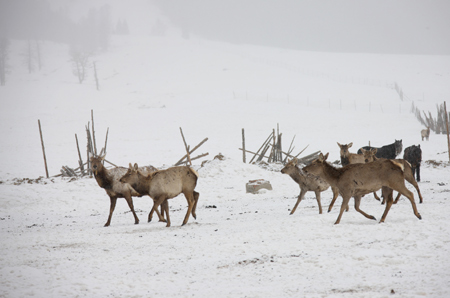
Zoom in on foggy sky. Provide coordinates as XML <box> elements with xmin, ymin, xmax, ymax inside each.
<box><xmin>153</xmin><ymin>0</ymin><xmax>450</xmax><ymax>55</ymax></box>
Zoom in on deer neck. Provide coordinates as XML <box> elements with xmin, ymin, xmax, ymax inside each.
<box><xmin>94</xmin><ymin>167</ymin><xmax>112</xmax><ymax>190</ymax></box>
<box><xmin>289</xmin><ymin>168</ymin><xmax>306</xmax><ymax>185</ymax></box>
<box><xmin>320</xmin><ymin>162</ymin><xmax>341</xmax><ymax>186</ymax></box>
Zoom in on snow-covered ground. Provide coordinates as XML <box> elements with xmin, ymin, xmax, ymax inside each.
<box><xmin>1</xmin><ymin>33</ymin><xmax>450</xmax><ymax>297</ymax></box>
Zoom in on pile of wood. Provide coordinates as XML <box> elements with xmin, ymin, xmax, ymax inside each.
<box><xmin>58</xmin><ymin>110</ymin><xmax>112</xmax><ymax>177</ymax></box>
<box><xmin>239</xmin><ymin>124</ymin><xmax>321</xmax><ymax>165</ymax></box>
<box><xmin>59</xmin><ymin>124</ymin><xmax>209</xmax><ymax>177</ymax></box>
<box><xmin>174</xmin><ymin>128</ymin><xmax>209</xmax><ymax>166</ymax></box>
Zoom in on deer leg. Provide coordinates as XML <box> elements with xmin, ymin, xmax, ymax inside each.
<box><xmin>290</xmin><ymin>188</ymin><xmax>307</xmax><ymax>215</ymax></box>
<box><xmin>182</xmin><ymin>192</ymin><xmax>195</xmax><ymax>226</ymax></box>
<box><xmin>104</xmin><ymin>196</ymin><xmax>117</xmax><ymax>227</ymax></box>
<box><xmin>404</xmin><ymin>167</ymin><xmax>423</xmax><ymax>204</ymax></box>
<box><xmin>334</xmin><ymin>196</ymin><xmax>351</xmax><ymax>225</ymax></box>
<box><xmin>328</xmin><ymin>187</ymin><xmax>347</xmax><ymax>212</ymax></box>
<box><xmin>373</xmin><ymin>191</ymin><xmax>381</xmax><ymax>201</ymax></box>
<box><xmin>152</xmin><ymin>196</ymin><xmax>170</xmax><ymax>227</ymax></box>
<box><xmin>354</xmin><ymin>195</ymin><xmax>376</xmax><ymax>221</ymax></box>
<box><xmin>314</xmin><ymin>190</ymin><xmax>323</xmax><ymax>214</ymax></box>
<box><xmin>393</xmin><ymin>192</ymin><xmax>402</xmax><ymax>204</ymax></box>
<box><xmin>162</xmin><ymin>198</ymin><xmax>170</xmax><ymax>227</ymax></box>
<box><xmin>148</xmin><ymin>197</ymin><xmax>166</xmax><ymax>223</ymax></box>
<box><xmin>124</xmin><ymin>195</ymin><xmax>139</xmax><ymax>225</ymax></box>
<box><xmin>393</xmin><ymin>185</ymin><xmax>422</xmax><ymax>220</ymax></box>
<box><xmin>191</xmin><ymin>191</ymin><xmax>200</xmax><ymax>219</ymax></box>
<box><xmin>379</xmin><ymin>187</ymin><xmax>394</xmax><ymax>223</ymax></box>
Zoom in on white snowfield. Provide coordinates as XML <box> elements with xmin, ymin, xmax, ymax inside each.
<box><xmin>1</xmin><ymin>33</ymin><xmax>450</xmax><ymax>297</ymax></box>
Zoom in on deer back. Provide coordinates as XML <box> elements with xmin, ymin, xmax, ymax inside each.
<box><xmin>146</xmin><ymin>166</ymin><xmax>198</xmax><ymax>199</ymax></box>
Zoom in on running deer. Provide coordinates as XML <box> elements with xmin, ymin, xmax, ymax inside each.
<box><xmin>303</xmin><ymin>153</ymin><xmax>422</xmax><ymax>224</ymax></box>
<box><xmin>281</xmin><ymin>158</ymin><xmax>340</xmax><ymax>215</ymax></box>
<box><xmin>120</xmin><ymin>164</ymin><xmax>200</xmax><ymax>227</ymax></box>
<box><xmin>327</xmin><ymin>146</ymin><xmax>378</xmax><ymax>210</ymax></box>
<box><xmin>362</xmin><ymin>148</ymin><xmax>424</xmax><ymax>204</ymax></box>
<box><xmin>90</xmin><ymin>151</ymin><xmax>162</xmax><ymax>227</ymax></box>
<box><xmin>421</xmin><ymin>127</ymin><xmax>430</xmax><ymax>141</ymax></box>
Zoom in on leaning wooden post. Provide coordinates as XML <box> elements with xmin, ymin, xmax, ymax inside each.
<box><xmin>75</xmin><ymin>134</ymin><xmax>85</xmax><ymax>175</ymax></box>
<box><xmin>249</xmin><ymin>132</ymin><xmax>273</xmax><ymax>164</ymax></box>
<box><xmin>91</xmin><ymin>110</ymin><xmax>97</xmax><ymax>156</ymax></box>
<box><xmin>242</xmin><ymin>128</ymin><xmax>246</xmax><ymax>163</ymax></box>
<box><xmin>179</xmin><ymin>127</ymin><xmax>192</xmax><ymax>165</ymax></box>
<box><xmin>444</xmin><ymin>101</ymin><xmax>450</xmax><ymax>162</ymax></box>
<box><xmin>38</xmin><ymin>120</ymin><xmax>49</xmax><ymax>178</ymax></box>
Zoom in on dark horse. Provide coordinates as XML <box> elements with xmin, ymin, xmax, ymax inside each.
<box><xmin>403</xmin><ymin>145</ymin><xmax>422</xmax><ymax>182</ymax></box>
<box><xmin>357</xmin><ymin>139</ymin><xmax>402</xmax><ymax>159</ymax></box>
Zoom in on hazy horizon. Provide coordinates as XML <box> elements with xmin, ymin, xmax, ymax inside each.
<box><xmin>0</xmin><ymin>0</ymin><xmax>449</xmax><ymax>55</ymax></box>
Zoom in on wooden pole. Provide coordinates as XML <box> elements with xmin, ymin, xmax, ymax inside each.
<box><xmin>249</xmin><ymin>132</ymin><xmax>273</xmax><ymax>163</ymax></box>
<box><xmin>444</xmin><ymin>101</ymin><xmax>450</xmax><ymax>162</ymax></box>
<box><xmin>38</xmin><ymin>120</ymin><xmax>49</xmax><ymax>178</ymax></box>
<box><xmin>175</xmin><ymin>137</ymin><xmax>208</xmax><ymax>166</ymax></box>
<box><xmin>179</xmin><ymin>127</ymin><xmax>192</xmax><ymax>165</ymax></box>
<box><xmin>242</xmin><ymin>128</ymin><xmax>246</xmax><ymax>163</ymax></box>
<box><xmin>91</xmin><ymin>110</ymin><xmax>97</xmax><ymax>155</ymax></box>
<box><xmin>93</xmin><ymin>61</ymin><xmax>99</xmax><ymax>91</ymax></box>
<box><xmin>75</xmin><ymin>133</ymin><xmax>85</xmax><ymax>174</ymax></box>
<box><xmin>239</xmin><ymin>148</ymin><xmax>270</xmax><ymax>160</ymax></box>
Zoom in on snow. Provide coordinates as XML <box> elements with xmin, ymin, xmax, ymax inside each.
<box><xmin>1</xmin><ymin>33</ymin><xmax>450</xmax><ymax>297</ymax></box>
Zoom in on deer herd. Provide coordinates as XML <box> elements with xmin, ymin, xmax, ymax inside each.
<box><xmin>90</xmin><ymin>135</ymin><xmax>426</xmax><ymax>228</ymax></box>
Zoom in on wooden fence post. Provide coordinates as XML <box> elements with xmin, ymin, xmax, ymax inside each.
<box><xmin>444</xmin><ymin>101</ymin><xmax>450</xmax><ymax>162</ymax></box>
<box><xmin>38</xmin><ymin>120</ymin><xmax>49</xmax><ymax>178</ymax></box>
<box><xmin>242</xmin><ymin>128</ymin><xmax>246</xmax><ymax>163</ymax></box>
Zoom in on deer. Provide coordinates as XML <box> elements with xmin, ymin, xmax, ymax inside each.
<box><xmin>337</xmin><ymin>142</ymin><xmax>365</xmax><ymax>166</ymax></box>
<box><xmin>421</xmin><ymin>127</ymin><xmax>430</xmax><ymax>141</ymax></box>
<box><xmin>327</xmin><ymin>146</ymin><xmax>379</xmax><ymax>209</ymax></box>
<box><xmin>281</xmin><ymin>158</ymin><xmax>341</xmax><ymax>215</ymax></box>
<box><xmin>120</xmin><ymin>163</ymin><xmax>200</xmax><ymax>227</ymax></box>
<box><xmin>361</xmin><ymin>148</ymin><xmax>424</xmax><ymax>205</ymax></box>
<box><xmin>303</xmin><ymin>153</ymin><xmax>422</xmax><ymax>224</ymax></box>
<box><xmin>89</xmin><ymin>150</ymin><xmax>164</xmax><ymax>227</ymax></box>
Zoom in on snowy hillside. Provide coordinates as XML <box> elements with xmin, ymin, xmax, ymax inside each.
<box><xmin>1</xmin><ymin>34</ymin><xmax>450</xmax><ymax>297</ymax></box>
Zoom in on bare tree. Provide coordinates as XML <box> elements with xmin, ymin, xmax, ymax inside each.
<box><xmin>69</xmin><ymin>45</ymin><xmax>91</xmax><ymax>84</ymax></box>
<box><xmin>0</xmin><ymin>37</ymin><xmax>9</xmax><ymax>86</ymax></box>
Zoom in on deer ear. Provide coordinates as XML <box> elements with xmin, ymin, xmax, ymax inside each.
<box><xmin>372</xmin><ymin>148</ymin><xmax>377</xmax><ymax>154</ymax></box>
<box><xmin>129</xmin><ymin>163</ymin><xmax>133</xmax><ymax>169</ymax></box>
<box><xmin>361</xmin><ymin>148</ymin><xmax>366</xmax><ymax>153</ymax></box>
<box><xmin>323</xmin><ymin>153</ymin><xmax>329</xmax><ymax>161</ymax></box>
<box><xmin>337</xmin><ymin>142</ymin><xmax>341</xmax><ymax>148</ymax></box>
<box><xmin>348</xmin><ymin>142</ymin><xmax>353</xmax><ymax>148</ymax></box>
<box><xmin>89</xmin><ymin>152</ymin><xmax>94</xmax><ymax>161</ymax></box>
<box><xmin>133</xmin><ymin>163</ymin><xmax>139</xmax><ymax>171</ymax></box>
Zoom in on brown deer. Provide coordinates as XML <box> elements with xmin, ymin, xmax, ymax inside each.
<box><xmin>337</xmin><ymin>143</ymin><xmax>382</xmax><ymax>200</ymax></box>
<box><xmin>327</xmin><ymin>147</ymin><xmax>379</xmax><ymax>210</ymax></box>
<box><xmin>421</xmin><ymin>127</ymin><xmax>430</xmax><ymax>141</ymax></box>
<box><xmin>303</xmin><ymin>153</ymin><xmax>422</xmax><ymax>224</ymax></box>
<box><xmin>90</xmin><ymin>151</ymin><xmax>163</xmax><ymax>227</ymax></box>
<box><xmin>120</xmin><ymin>164</ymin><xmax>200</xmax><ymax>227</ymax></box>
<box><xmin>361</xmin><ymin>149</ymin><xmax>424</xmax><ymax>204</ymax></box>
<box><xmin>337</xmin><ymin>142</ymin><xmax>365</xmax><ymax>166</ymax></box>
<box><xmin>281</xmin><ymin>158</ymin><xmax>341</xmax><ymax>215</ymax></box>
